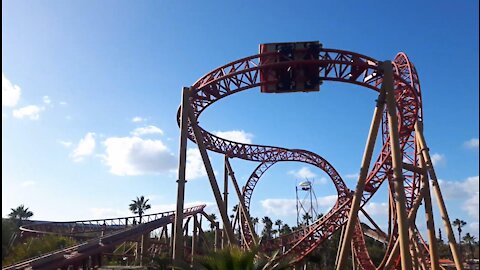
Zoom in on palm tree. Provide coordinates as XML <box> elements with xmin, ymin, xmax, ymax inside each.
<box><xmin>275</xmin><ymin>220</ymin><xmax>283</xmax><ymax>237</ymax></box>
<box><xmin>230</xmin><ymin>204</ymin><xmax>239</xmax><ymax>223</ymax></box>
<box><xmin>261</xmin><ymin>216</ymin><xmax>273</xmax><ymax>239</ymax></box>
<box><xmin>129</xmin><ymin>196</ymin><xmax>151</xmax><ymax>224</ymax></box>
<box><xmin>452</xmin><ymin>218</ymin><xmax>467</xmax><ymax>260</ymax></box>
<box><xmin>9</xmin><ymin>205</ymin><xmax>33</xmax><ymax>226</ymax></box>
<box><xmin>252</xmin><ymin>217</ymin><xmax>259</xmax><ymax>233</ymax></box>
<box><xmin>208</xmin><ymin>213</ymin><xmax>217</xmax><ymax>231</ymax></box>
<box><xmin>280</xmin><ymin>224</ymin><xmax>292</xmax><ymax>235</ymax></box>
<box><xmin>463</xmin><ymin>233</ymin><xmax>476</xmax><ymax>260</ymax></box>
<box><xmin>438</xmin><ymin>228</ymin><xmax>443</xmax><ymax>243</ymax></box>
<box><xmin>303</xmin><ymin>213</ymin><xmax>312</xmax><ymax>226</ymax></box>
<box><xmin>452</xmin><ymin>219</ymin><xmax>467</xmax><ymax>244</ymax></box>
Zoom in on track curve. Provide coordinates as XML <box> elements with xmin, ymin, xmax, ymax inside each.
<box><xmin>178</xmin><ymin>46</ymin><xmax>424</xmax><ymax>267</ymax></box>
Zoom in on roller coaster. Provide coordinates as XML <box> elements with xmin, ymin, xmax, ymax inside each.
<box><xmin>3</xmin><ymin>42</ymin><xmax>464</xmax><ymax>270</ymax></box>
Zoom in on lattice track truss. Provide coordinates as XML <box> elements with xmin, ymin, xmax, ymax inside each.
<box><xmin>176</xmin><ymin>46</ymin><xmax>448</xmax><ymax>269</ymax></box>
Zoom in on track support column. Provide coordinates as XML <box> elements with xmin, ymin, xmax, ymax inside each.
<box><xmin>415</xmin><ymin>121</ymin><xmax>464</xmax><ymax>270</ymax></box>
<box><xmin>187</xmin><ymin>105</ymin><xmax>237</xmax><ymax>245</ymax></box>
<box><xmin>417</xmin><ymin>142</ymin><xmax>440</xmax><ymax>270</ymax></box>
<box><xmin>173</xmin><ymin>87</ymin><xmax>190</xmax><ymax>263</ymax></box>
<box><xmin>335</xmin><ymin>66</ymin><xmax>387</xmax><ymax>270</ymax></box>
<box><xmin>225</xmin><ymin>158</ymin><xmax>258</xmax><ymax>246</ymax></box>
<box><xmin>383</xmin><ymin>60</ymin><xmax>412</xmax><ymax>270</ymax></box>
<box><xmin>223</xmin><ymin>155</ymin><xmax>229</xmax><ymax>249</ymax></box>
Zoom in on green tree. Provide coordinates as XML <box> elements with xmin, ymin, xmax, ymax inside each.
<box><xmin>452</xmin><ymin>219</ymin><xmax>467</xmax><ymax>244</ymax></box>
<box><xmin>452</xmin><ymin>219</ymin><xmax>467</xmax><ymax>261</ymax></box>
<box><xmin>2</xmin><ymin>219</ymin><xmax>16</xmax><ymax>261</ymax></box>
<box><xmin>2</xmin><ymin>235</ymin><xmax>76</xmax><ymax>266</ymax></box>
<box><xmin>280</xmin><ymin>224</ymin><xmax>291</xmax><ymax>235</ymax></box>
<box><xmin>302</xmin><ymin>213</ymin><xmax>312</xmax><ymax>226</ymax></box>
<box><xmin>208</xmin><ymin>214</ymin><xmax>217</xmax><ymax>231</ymax></box>
<box><xmin>274</xmin><ymin>220</ymin><xmax>282</xmax><ymax>237</ymax></box>
<box><xmin>463</xmin><ymin>233</ymin><xmax>476</xmax><ymax>260</ymax></box>
<box><xmin>252</xmin><ymin>217</ymin><xmax>259</xmax><ymax>234</ymax></box>
<box><xmin>438</xmin><ymin>228</ymin><xmax>443</xmax><ymax>243</ymax></box>
<box><xmin>129</xmin><ymin>196</ymin><xmax>151</xmax><ymax>224</ymax></box>
<box><xmin>230</xmin><ymin>205</ymin><xmax>238</xmax><ymax>223</ymax></box>
<box><xmin>261</xmin><ymin>217</ymin><xmax>273</xmax><ymax>240</ymax></box>
<box><xmin>8</xmin><ymin>205</ymin><xmax>33</xmax><ymax>226</ymax></box>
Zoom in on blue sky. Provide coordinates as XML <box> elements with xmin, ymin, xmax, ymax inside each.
<box><xmin>2</xmin><ymin>1</ymin><xmax>479</xmax><ymax>239</ymax></box>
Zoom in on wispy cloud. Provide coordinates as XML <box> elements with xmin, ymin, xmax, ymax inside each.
<box><xmin>260</xmin><ymin>195</ymin><xmax>337</xmax><ymax>216</ymax></box>
<box><xmin>12</xmin><ymin>105</ymin><xmax>44</xmax><ymax>120</ymax></box>
<box><xmin>131</xmin><ymin>125</ymin><xmax>164</xmax><ymax>136</ymax></box>
<box><xmin>21</xmin><ymin>181</ymin><xmax>36</xmax><ymax>187</ymax></box>
<box><xmin>464</xmin><ymin>138</ymin><xmax>479</xmax><ymax>150</ymax></box>
<box><xmin>439</xmin><ymin>176</ymin><xmax>479</xmax><ymax>220</ymax></box>
<box><xmin>289</xmin><ymin>167</ymin><xmax>316</xmax><ymax>179</ymax></box>
<box><xmin>131</xmin><ymin>116</ymin><xmax>146</xmax><ymax>123</ymax></box>
<box><xmin>71</xmin><ymin>132</ymin><xmax>96</xmax><ymax>162</ymax></box>
<box><xmin>431</xmin><ymin>153</ymin><xmax>446</xmax><ymax>167</ymax></box>
<box><xmin>214</xmin><ymin>130</ymin><xmax>253</xmax><ymax>144</ymax></box>
<box><xmin>345</xmin><ymin>173</ymin><xmax>359</xmax><ymax>180</ymax></box>
<box><xmin>58</xmin><ymin>140</ymin><xmax>73</xmax><ymax>148</ymax></box>
<box><xmin>2</xmin><ymin>73</ymin><xmax>21</xmax><ymax>107</ymax></box>
<box><xmin>43</xmin><ymin>96</ymin><xmax>51</xmax><ymax>105</ymax></box>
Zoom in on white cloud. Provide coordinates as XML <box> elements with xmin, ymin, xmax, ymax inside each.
<box><xmin>43</xmin><ymin>96</ymin><xmax>51</xmax><ymax>104</ymax></box>
<box><xmin>260</xmin><ymin>195</ymin><xmax>337</xmax><ymax>217</ymax></box>
<box><xmin>316</xmin><ymin>195</ymin><xmax>338</xmax><ymax>207</ymax></box>
<box><xmin>71</xmin><ymin>132</ymin><xmax>96</xmax><ymax>162</ymax></box>
<box><xmin>464</xmin><ymin>138</ymin><xmax>479</xmax><ymax>149</ymax></box>
<box><xmin>185</xmin><ymin>148</ymin><xmax>207</xmax><ymax>180</ymax></box>
<box><xmin>261</xmin><ymin>199</ymin><xmax>297</xmax><ymax>216</ymax></box>
<box><xmin>21</xmin><ymin>181</ymin><xmax>36</xmax><ymax>187</ymax></box>
<box><xmin>58</xmin><ymin>140</ymin><xmax>73</xmax><ymax>148</ymax></box>
<box><xmin>59</xmin><ymin>101</ymin><xmax>68</xmax><ymax>106</ymax></box>
<box><xmin>12</xmin><ymin>105</ymin><xmax>44</xmax><ymax>120</ymax></box>
<box><xmin>132</xmin><ymin>116</ymin><xmax>145</xmax><ymax>123</ymax></box>
<box><xmin>362</xmin><ymin>202</ymin><xmax>388</xmax><ymax>217</ymax></box>
<box><xmin>439</xmin><ymin>176</ymin><xmax>479</xmax><ymax>220</ymax></box>
<box><xmin>469</xmin><ymin>222</ymin><xmax>479</xmax><ymax>234</ymax></box>
<box><xmin>317</xmin><ymin>177</ymin><xmax>328</xmax><ymax>184</ymax></box>
<box><xmin>289</xmin><ymin>167</ymin><xmax>317</xmax><ymax>179</ymax></box>
<box><xmin>2</xmin><ymin>73</ymin><xmax>21</xmax><ymax>107</ymax></box>
<box><xmin>431</xmin><ymin>153</ymin><xmax>446</xmax><ymax>167</ymax></box>
<box><xmin>103</xmin><ymin>136</ymin><xmax>176</xmax><ymax>176</ymax></box>
<box><xmin>345</xmin><ymin>173</ymin><xmax>359</xmax><ymax>180</ymax></box>
<box><xmin>464</xmin><ymin>192</ymin><xmax>479</xmax><ymax>220</ymax></box>
<box><xmin>131</xmin><ymin>125</ymin><xmax>164</xmax><ymax>136</ymax></box>
<box><xmin>214</xmin><ymin>130</ymin><xmax>253</xmax><ymax>144</ymax></box>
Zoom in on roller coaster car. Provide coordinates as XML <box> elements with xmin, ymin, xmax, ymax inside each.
<box><xmin>259</xmin><ymin>41</ymin><xmax>322</xmax><ymax>93</ymax></box>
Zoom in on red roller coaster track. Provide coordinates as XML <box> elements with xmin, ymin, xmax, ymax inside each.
<box><xmin>178</xmin><ymin>45</ymin><xmax>435</xmax><ymax>269</ymax></box>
